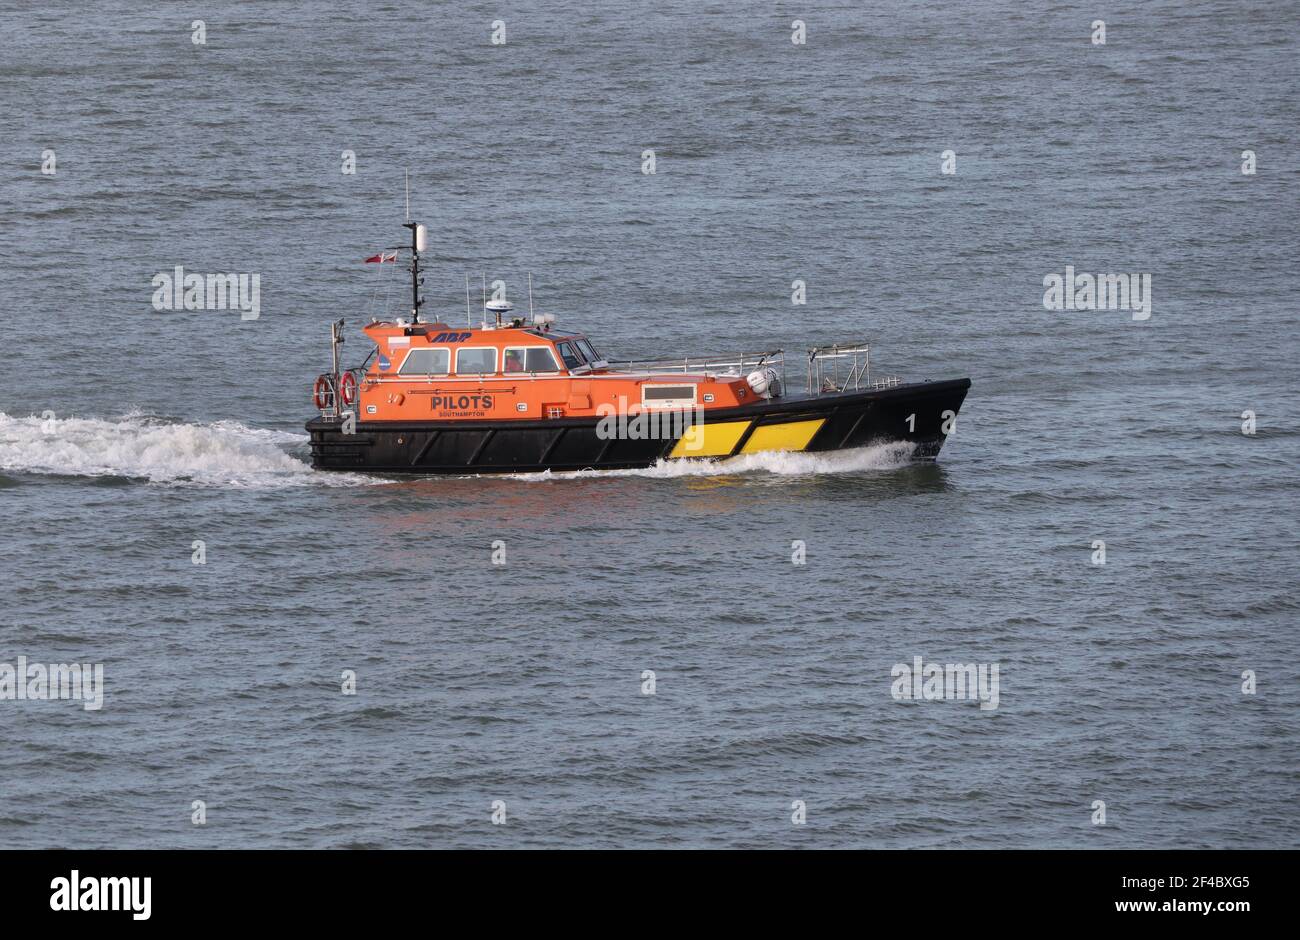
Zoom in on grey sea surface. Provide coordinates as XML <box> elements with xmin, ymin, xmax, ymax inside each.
<box><xmin>0</xmin><ymin>1</ymin><xmax>1297</xmax><ymax>848</ymax></box>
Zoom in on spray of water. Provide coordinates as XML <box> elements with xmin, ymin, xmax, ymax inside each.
<box><xmin>0</xmin><ymin>411</ymin><xmax>382</xmax><ymax>487</ymax></box>
<box><xmin>511</xmin><ymin>440</ymin><xmax>919</xmax><ymax>482</ymax></box>
<box><xmin>1</xmin><ymin>411</ymin><xmax>919</xmax><ymax>487</ymax></box>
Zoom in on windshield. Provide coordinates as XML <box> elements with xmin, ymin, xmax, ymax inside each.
<box><xmin>556</xmin><ymin>342</ymin><xmax>583</xmax><ymax>370</ymax></box>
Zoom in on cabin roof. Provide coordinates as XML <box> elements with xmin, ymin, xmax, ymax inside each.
<box><xmin>362</xmin><ymin>321</ymin><xmax>584</xmax><ymax>342</ymax></box>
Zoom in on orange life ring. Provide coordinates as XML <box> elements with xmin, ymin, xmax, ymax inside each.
<box><xmin>339</xmin><ymin>371</ymin><xmax>358</xmax><ymax>406</ymax></box>
<box><xmin>313</xmin><ymin>374</ymin><xmax>334</xmax><ymax>410</ymax></box>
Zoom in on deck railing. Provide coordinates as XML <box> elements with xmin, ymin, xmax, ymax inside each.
<box><xmin>609</xmin><ymin>342</ymin><xmax>901</xmax><ymax>397</ymax></box>
<box><xmin>806</xmin><ymin>341</ymin><xmax>898</xmax><ymax>394</ymax></box>
<box><xmin>610</xmin><ymin>349</ymin><xmax>788</xmax><ymax>388</ymax></box>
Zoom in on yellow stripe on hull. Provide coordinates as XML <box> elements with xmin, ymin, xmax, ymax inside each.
<box><xmin>739</xmin><ymin>418</ymin><xmax>826</xmax><ymax>454</ymax></box>
<box><xmin>668</xmin><ymin>421</ymin><xmax>751</xmax><ymax>458</ymax></box>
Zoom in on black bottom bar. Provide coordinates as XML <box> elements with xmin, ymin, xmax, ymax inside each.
<box><xmin>0</xmin><ymin>849</ymin><xmax>1281</xmax><ymax>926</ymax></box>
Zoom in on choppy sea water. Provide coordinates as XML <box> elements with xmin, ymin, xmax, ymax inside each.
<box><xmin>0</xmin><ymin>1</ymin><xmax>1296</xmax><ymax>848</ymax></box>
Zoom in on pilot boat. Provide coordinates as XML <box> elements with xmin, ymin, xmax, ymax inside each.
<box><xmin>306</xmin><ymin>221</ymin><xmax>971</xmax><ymax>474</ymax></box>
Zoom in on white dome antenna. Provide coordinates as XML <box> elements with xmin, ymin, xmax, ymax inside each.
<box><xmin>485</xmin><ymin>298</ymin><xmax>514</xmax><ymax>327</ymax></box>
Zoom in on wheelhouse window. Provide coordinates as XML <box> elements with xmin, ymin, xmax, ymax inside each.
<box><xmin>555</xmin><ymin>342</ymin><xmax>583</xmax><ymax>370</ymax></box>
<box><xmin>575</xmin><ymin>339</ymin><xmax>603</xmax><ymax>363</ymax></box>
<box><xmin>455</xmin><ymin>347</ymin><xmax>498</xmax><ymax>374</ymax></box>
<box><xmin>398</xmin><ymin>347</ymin><xmax>450</xmax><ymax>375</ymax></box>
<box><xmin>504</xmin><ymin>347</ymin><xmax>560</xmax><ymax>373</ymax></box>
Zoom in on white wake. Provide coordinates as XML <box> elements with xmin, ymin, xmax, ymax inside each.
<box><xmin>512</xmin><ymin>440</ymin><xmax>920</xmax><ymax>482</ymax></box>
<box><xmin>0</xmin><ymin>411</ymin><xmax>381</xmax><ymax>487</ymax></box>
<box><xmin>0</xmin><ymin>412</ymin><xmax>922</xmax><ymax>487</ymax></box>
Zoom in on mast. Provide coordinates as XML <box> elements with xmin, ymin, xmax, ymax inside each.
<box><xmin>402</xmin><ymin>221</ymin><xmax>426</xmax><ymax>323</ymax></box>
<box><xmin>330</xmin><ymin>318</ymin><xmax>344</xmax><ymax>418</ymax></box>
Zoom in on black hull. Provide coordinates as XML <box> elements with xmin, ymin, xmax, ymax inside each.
<box><xmin>306</xmin><ymin>378</ymin><xmax>971</xmax><ymax>474</ymax></box>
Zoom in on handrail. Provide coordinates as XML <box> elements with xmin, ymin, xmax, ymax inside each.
<box><xmin>804</xmin><ymin>342</ymin><xmax>893</xmax><ymax>395</ymax></box>
<box><xmin>584</xmin><ymin>340</ymin><xmax>902</xmax><ymax>398</ymax></box>
<box><xmin>806</xmin><ymin>340</ymin><xmax>872</xmax><ymax>357</ymax></box>
<box><xmin>610</xmin><ymin>348</ymin><xmax>785</xmax><ymax>375</ymax></box>
<box><xmin>607</xmin><ymin>349</ymin><xmax>787</xmax><ymax>394</ymax></box>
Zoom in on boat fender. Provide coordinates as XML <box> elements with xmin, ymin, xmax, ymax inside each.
<box><xmin>313</xmin><ymin>374</ymin><xmax>335</xmax><ymax>409</ymax></box>
<box><xmin>339</xmin><ymin>372</ymin><xmax>358</xmax><ymax>406</ymax></box>
<box><xmin>746</xmin><ymin>367</ymin><xmax>781</xmax><ymax>399</ymax></box>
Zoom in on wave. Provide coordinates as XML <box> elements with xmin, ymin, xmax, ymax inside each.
<box><xmin>0</xmin><ymin>411</ymin><xmax>383</xmax><ymax>488</ymax></box>
<box><xmin>512</xmin><ymin>440</ymin><xmax>919</xmax><ymax>481</ymax></box>
<box><xmin>0</xmin><ymin>412</ymin><xmax>920</xmax><ymax>486</ymax></box>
